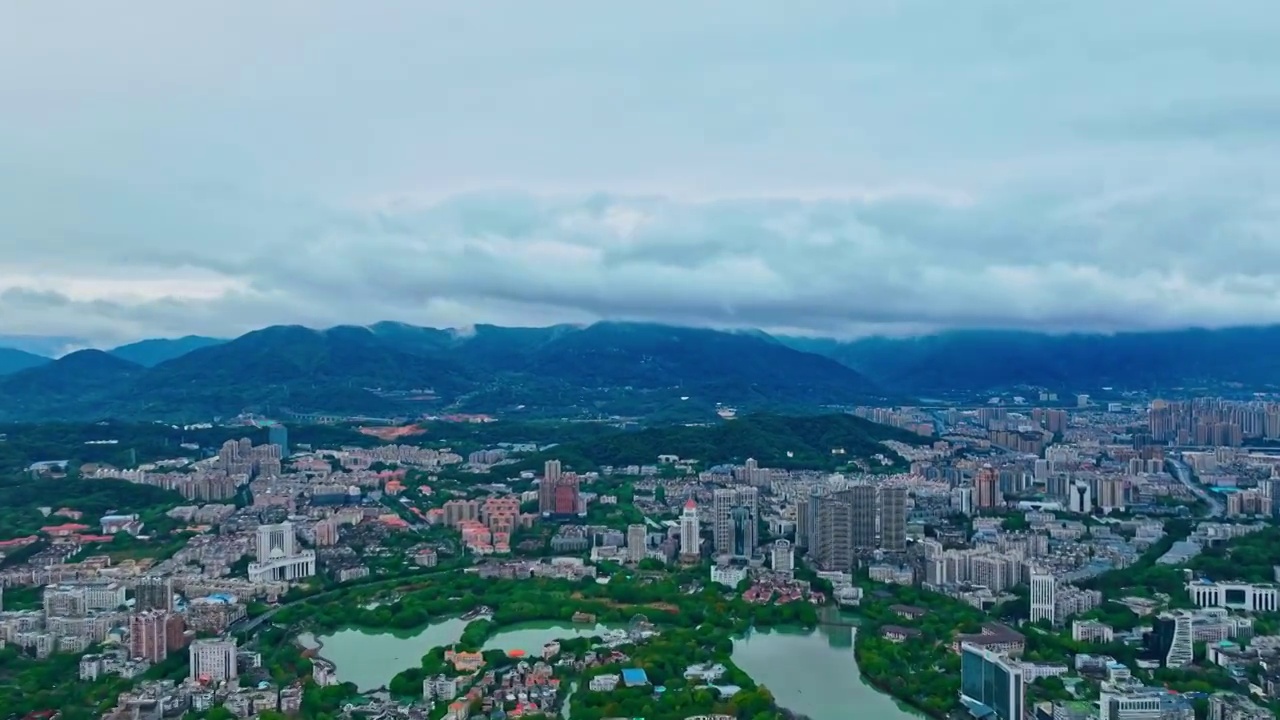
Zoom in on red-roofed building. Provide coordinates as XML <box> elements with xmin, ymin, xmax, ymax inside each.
<box><xmin>40</xmin><ymin>523</ymin><xmax>91</xmax><ymax>537</ymax></box>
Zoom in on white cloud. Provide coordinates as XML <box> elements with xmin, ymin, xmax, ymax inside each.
<box><xmin>0</xmin><ymin>0</ymin><xmax>1277</xmax><ymax>345</ymax></box>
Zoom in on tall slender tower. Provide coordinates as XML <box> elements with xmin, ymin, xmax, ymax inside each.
<box><xmin>679</xmin><ymin>499</ymin><xmax>700</xmax><ymax>560</ymax></box>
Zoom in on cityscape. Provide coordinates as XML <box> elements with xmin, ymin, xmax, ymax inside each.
<box><xmin>3</xmin><ymin>394</ymin><xmax>1280</xmax><ymax>720</ymax></box>
<box><xmin>3</xmin><ymin>2</ymin><xmax>1278</xmax><ymax>720</ymax></box>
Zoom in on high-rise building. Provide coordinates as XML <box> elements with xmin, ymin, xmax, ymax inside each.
<box><xmin>771</xmin><ymin>539</ymin><xmax>794</xmax><ymax>577</ymax></box>
<box><xmin>538</xmin><ymin>460</ymin><xmax>581</xmax><ymax>517</ymax></box>
<box><xmin>1150</xmin><ymin>611</ymin><xmax>1194</xmax><ymax>668</ymax></box>
<box><xmin>679</xmin><ymin>499</ymin><xmax>700</xmax><ymax>559</ymax></box>
<box><xmin>815</xmin><ymin>491</ymin><xmax>854</xmax><ymax>572</ymax></box>
<box><xmin>1098</xmin><ymin>478</ymin><xmax>1126</xmax><ymax>513</ymax></box>
<box><xmin>539</xmin><ymin>459</ymin><xmax>562</xmax><ymax>513</ymax></box>
<box><xmin>133</xmin><ymin>576</ymin><xmax>173</xmax><ymax>612</ymax></box>
<box><xmin>269</xmin><ymin>424</ymin><xmax>289</xmax><ymax>458</ymax></box>
<box><xmin>189</xmin><ymin>638</ymin><xmax>238</xmax><ymax>683</ymax></box>
<box><xmin>960</xmin><ymin>643</ymin><xmax>1024</xmax><ymax>720</ymax></box>
<box><xmin>713</xmin><ymin>487</ymin><xmax>759</xmax><ymax>558</ymax></box>
<box><xmin>849</xmin><ymin>485</ymin><xmax>877</xmax><ymax>550</ymax></box>
<box><xmin>976</xmin><ymin>465</ymin><xmax>999</xmax><ymax>509</ymax></box>
<box><xmin>1029</xmin><ymin>571</ymin><xmax>1056</xmax><ymax>625</ymax></box>
<box><xmin>248</xmin><ymin>522</ymin><xmax>316</xmax><ymax>583</ymax></box>
<box><xmin>1069</xmin><ymin>480</ymin><xmax>1093</xmax><ymax>515</ymax></box>
<box><xmin>130</xmin><ymin>610</ymin><xmax>170</xmax><ymax>663</ymax></box>
<box><xmin>794</xmin><ymin>497</ymin><xmax>810</xmax><ymax>550</ymax></box>
<box><xmin>805</xmin><ymin>487</ymin><xmax>824</xmax><ymax>551</ymax></box>
<box><xmin>878</xmin><ymin>486</ymin><xmax>907</xmax><ymax>552</ymax></box>
<box><xmin>626</xmin><ymin>524</ymin><xmax>647</xmax><ymax>563</ymax></box>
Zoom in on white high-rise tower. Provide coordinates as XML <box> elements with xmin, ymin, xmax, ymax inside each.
<box><xmin>680</xmin><ymin>499</ymin><xmax>700</xmax><ymax>560</ymax></box>
<box><xmin>1029</xmin><ymin>570</ymin><xmax>1056</xmax><ymax>625</ymax></box>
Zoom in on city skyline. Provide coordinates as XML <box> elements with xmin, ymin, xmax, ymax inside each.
<box><xmin>1</xmin><ymin>1</ymin><xmax>1278</xmax><ymax>345</ymax></box>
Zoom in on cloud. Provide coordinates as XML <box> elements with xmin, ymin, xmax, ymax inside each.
<box><xmin>0</xmin><ymin>0</ymin><xmax>1277</xmax><ymax>346</ymax></box>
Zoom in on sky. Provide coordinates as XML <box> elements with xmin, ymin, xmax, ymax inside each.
<box><xmin>1</xmin><ymin>0</ymin><xmax>1279</xmax><ymax>349</ymax></box>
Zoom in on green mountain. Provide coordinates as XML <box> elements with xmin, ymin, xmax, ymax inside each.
<box><xmin>0</xmin><ymin>350</ymin><xmax>143</xmax><ymax>419</ymax></box>
<box><xmin>109</xmin><ymin>335</ymin><xmax>224</xmax><ymax>366</ymax></box>
<box><xmin>783</xmin><ymin>326</ymin><xmax>1280</xmax><ymax>396</ymax></box>
<box><xmin>512</xmin><ymin>412</ymin><xmax>925</xmax><ymax>472</ymax></box>
<box><xmin>0</xmin><ymin>348</ymin><xmax>49</xmax><ymax>376</ymax></box>
<box><xmin>0</xmin><ymin>322</ymin><xmax>883</xmax><ymax>421</ymax></box>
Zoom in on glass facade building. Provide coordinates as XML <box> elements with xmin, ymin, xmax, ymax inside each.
<box><xmin>960</xmin><ymin>643</ymin><xmax>1024</xmax><ymax>720</ymax></box>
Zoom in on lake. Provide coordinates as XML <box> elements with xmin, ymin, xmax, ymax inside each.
<box><xmin>300</xmin><ymin>618</ymin><xmax>616</xmax><ymax>691</ymax></box>
<box><xmin>731</xmin><ymin>619</ymin><xmax>921</xmax><ymax>720</ymax></box>
<box><xmin>301</xmin><ymin>613</ymin><xmax>921</xmax><ymax>719</ymax></box>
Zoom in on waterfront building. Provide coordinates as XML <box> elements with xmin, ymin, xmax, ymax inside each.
<box><xmin>960</xmin><ymin>643</ymin><xmax>1024</xmax><ymax>720</ymax></box>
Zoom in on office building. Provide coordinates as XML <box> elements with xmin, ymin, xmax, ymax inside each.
<box><xmin>268</xmin><ymin>424</ymin><xmax>289</xmax><ymax>458</ymax></box>
<box><xmin>713</xmin><ymin>487</ymin><xmax>759</xmax><ymax>558</ymax></box>
<box><xmin>133</xmin><ymin>576</ymin><xmax>174</xmax><ymax>612</ymax></box>
<box><xmin>130</xmin><ymin>610</ymin><xmax>170</xmax><ymax>663</ymax></box>
<box><xmin>1149</xmin><ymin>611</ymin><xmax>1195</xmax><ymax>668</ymax></box>
<box><xmin>248</xmin><ymin>522</ymin><xmax>316</xmax><ymax>583</ymax></box>
<box><xmin>1029</xmin><ymin>571</ymin><xmax>1056</xmax><ymax>625</ymax></box>
<box><xmin>771</xmin><ymin>539</ymin><xmax>794</xmax><ymax>577</ymax></box>
<box><xmin>679</xmin><ymin>499</ymin><xmax>700</xmax><ymax>559</ymax></box>
<box><xmin>879</xmin><ymin>486</ymin><xmax>907</xmax><ymax>552</ymax></box>
<box><xmin>1100</xmin><ymin>682</ymin><xmax>1193</xmax><ymax>720</ymax></box>
<box><xmin>959</xmin><ymin>643</ymin><xmax>1024</xmax><ymax>720</ymax></box>
<box><xmin>626</xmin><ymin>524</ymin><xmax>647</xmax><ymax>563</ymax></box>
<box><xmin>190</xmin><ymin>638</ymin><xmax>238</xmax><ymax>683</ymax></box>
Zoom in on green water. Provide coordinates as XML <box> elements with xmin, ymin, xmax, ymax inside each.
<box><xmin>299</xmin><ymin>617</ymin><xmax>470</xmax><ymax>691</ymax></box>
<box><xmin>303</xmin><ymin>614</ymin><xmax>921</xmax><ymax>718</ymax></box>
<box><xmin>303</xmin><ymin>618</ymin><xmax>612</xmax><ymax>691</ymax></box>
<box><xmin>479</xmin><ymin>620</ymin><xmax>619</xmax><ymax>654</ymax></box>
<box><xmin>731</xmin><ymin>622</ymin><xmax>921</xmax><ymax>720</ymax></box>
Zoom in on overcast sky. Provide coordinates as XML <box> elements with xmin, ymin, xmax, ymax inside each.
<box><xmin>2</xmin><ymin>0</ymin><xmax>1278</xmax><ymax>347</ymax></box>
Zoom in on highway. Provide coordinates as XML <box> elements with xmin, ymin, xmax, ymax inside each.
<box><xmin>1166</xmin><ymin>457</ymin><xmax>1224</xmax><ymax>518</ymax></box>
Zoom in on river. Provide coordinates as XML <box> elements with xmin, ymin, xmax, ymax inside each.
<box><xmin>301</xmin><ymin>614</ymin><xmax>920</xmax><ymax>718</ymax></box>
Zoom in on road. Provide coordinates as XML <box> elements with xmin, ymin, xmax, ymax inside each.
<box><xmin>230</xmin><ymin>566</ymin><xmax>455</xmax><ymax>634</ymax></box>
<box><xmin>1166</xmin><ymin>457</ymin><xmax>1224</xmax><ymax>517</ymax></box>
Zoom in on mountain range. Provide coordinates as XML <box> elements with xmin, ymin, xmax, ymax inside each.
<box><xmin>0</xmin><ymin>322</ymin><xmax>885</xmax><ymax>422</ymax></box>
<box><xmin>781</xmin><ymin>326</ymin><xmax>1280</xmax><ymax>395</ymax></box>
<box><xmin>2</xmin><ymin>322</ymin><xmax>1278</xmax><ymax>422</ymax></box>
